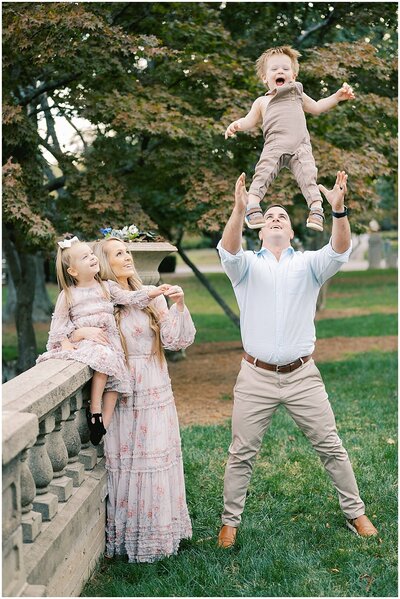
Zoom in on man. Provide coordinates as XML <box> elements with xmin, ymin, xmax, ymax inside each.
<box><xmin>217</xmin><ymin>171</ymin><xmax>378</xmax><ymax>548</ymax></box>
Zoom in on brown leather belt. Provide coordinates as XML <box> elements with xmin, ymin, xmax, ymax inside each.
<box><xmin>243</xmin><ymin>352</ymin><xmax>311</xmax><ymax>374</ymax></box>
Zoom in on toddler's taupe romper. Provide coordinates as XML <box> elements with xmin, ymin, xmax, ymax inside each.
<box><xmin>249</xmin><ymin>81</ymin><xmax>323</xmax><ymax>206</ymax></box>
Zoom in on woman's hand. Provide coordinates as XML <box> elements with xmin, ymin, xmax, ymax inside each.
<box><xmin>148</xmin><ymin>284</ymin><xmax>172</xmax><ymax>299</ymax></box>
<box><xmin>163</xmin><ymin>285</ymin><xmax>185</xmax><ymax>311</ymax></box>
<box><xmin>70</xmin><ymin>327</ymin><xmax>109</xmax><ymax>345</ymax></box>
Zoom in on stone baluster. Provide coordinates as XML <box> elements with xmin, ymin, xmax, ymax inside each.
<box><xmin>20</xmin><ymin>445</ymin><xmax>42</xmax><ymax>543</ymax></box>
<box><xmin>63</xmin><ymin>391</ymin><xmax>85</xmax><ymax>487</ymax></box>
<box><xmin>2</xmin><ymin>412</ymin><xmax>45</xmax><ymax>597</ymax></box>
<box><xmin>78</xmin><ymin>383</ymin><xmax>98</xmax><ymax>470</ymax></box>
<box><xmin>47</xmin><ymin>401</ymin><xmax>73</xmax><ymax>502</ymax></box>
<box><xmin>29</xmin><ymin>414</ymin><xmax>58</xmax><ymax>522</ymax></box>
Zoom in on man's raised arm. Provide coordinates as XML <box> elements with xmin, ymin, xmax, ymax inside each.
<box><xmin>319</xmin><ymin>171</ymin><xmax>351</xmax><ymax>254</ymax></box>
<box><xmin>220</xmin><ymin>173</ymin><xmax>248</xmax><ymax>255</ymax></box>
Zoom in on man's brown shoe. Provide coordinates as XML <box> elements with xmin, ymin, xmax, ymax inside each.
<box><xmin>346</xmin><ymin>515</ymin><xmax>378</xmax><ymax>537</ymax></box>
<box><xmin>217</xmin><ymin>525</ymin><xmax>237</xmax><ymax>548</ymax></box>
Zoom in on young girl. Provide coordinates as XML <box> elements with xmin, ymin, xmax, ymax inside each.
<box><xmin>37</xmin><ymin>236</ymin><xmax>170</xmax><ymax>445</ymax></box>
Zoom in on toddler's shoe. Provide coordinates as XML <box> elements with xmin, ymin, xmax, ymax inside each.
<box><xmin>306</xmin><ymin>207</ymin><xmax>324</xmax><ymax>232</ymax></box>
<box><xmin>245</xmin><ymin>207</ymin><xmax>266</xmax><ymax>229</ymax></box>
<box><xmin>86</xmin><ymin>408</ymin><xmax>107</xmax><ymax>446</ymax></box>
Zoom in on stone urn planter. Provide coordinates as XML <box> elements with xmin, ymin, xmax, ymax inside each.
<box><xmin>125</xmin><ymin>241</ymin><xmax>178</xmax><ymax>285</ymax></box>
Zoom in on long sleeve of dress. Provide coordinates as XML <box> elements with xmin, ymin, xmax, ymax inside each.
<box><xmin>153</xmin><ymin>294</ymin><xmax>196</xmax><ymax>351</ymax></box>
<box><xmin>46</xmin><ymin>291</ymin><xmax>76</xmax><ymax>350</ymax></box>
<box><xmin>107</xmin><ymin>280</ymin><xmax>152</xmax><ymax>309</ymax></box>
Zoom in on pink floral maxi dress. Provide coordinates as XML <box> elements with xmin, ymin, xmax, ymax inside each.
<box><xmin>36</xmin><ymin>281</ymin><xmax>152</xmax><ymax>394</ymax></box>
<box><xmin>104</xmin><ymin>289</ymin><xmax>196</xmax><ymax>563</ymax></box>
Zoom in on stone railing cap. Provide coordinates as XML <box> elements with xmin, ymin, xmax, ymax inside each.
<box><xmin>2</xmin><ymin>411</ymin><xmax>38</xmax><ymax>464</ymax></box>
<box><xmin>3</xmin><ymin>360</ymin><xmax>91</xmax><ymax>418</ymax></box>
<box><xmin>125</xmin><ymin>241</ymin><xmax>177</xmax><ymax>252</ymax></box>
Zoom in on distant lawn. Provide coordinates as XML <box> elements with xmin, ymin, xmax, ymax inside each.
<box><xmin>316</xmin><ymin>313</ymin><xmax>397</xmax><ymax>338</ymax></box>
<box><xmin>2</xmin><ymin>269</ymin><xmax>397</xmax><ymax>358</ymax></box>
<box><xmin>82</xmin><ymin>352</ymin><xmax>397</xmax><ymax>597</ymax></box>
<box><xmin>325</xmin><ymin>269</ymin><xmax>397</xmax><ymax>310</ymax></box>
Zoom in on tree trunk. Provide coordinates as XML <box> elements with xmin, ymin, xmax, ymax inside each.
<box><xmin>16</xmin><ymin>254</ymin><xmax>38</xmax><ymax>372</ymax></box>
<box><xmin>3</xmin><ymin>233</ymin><xmax>38</xmax><ymax>373</ymax></box>
<box><xmin>32</xmin><ymin>254</ymin><xmax>53</xmax><ymax>322</ymax></box>
<box><xmin>4</xmin><ymin>255</ymin><xmax>53</xmax><ymax>324</ymax></box>
<box><xmin>2</xmin><ymin>272</ymin><xmax>16</xmax><ymax>323</ymax></box>
<box><xmin>177</xmin><ymin>245</ymin><xmax>240</xmax><ymax>329</ymax></box>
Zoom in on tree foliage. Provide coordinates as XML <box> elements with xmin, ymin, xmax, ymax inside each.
<box><xmin>3</xmin><ymin>2</ymin><xmax>397</xmax><ymax>240</ymax></box>
<box><xmin>2</xmin><ymin>1</ymin><xmax>397</xmax><ymax>370</ymax></box>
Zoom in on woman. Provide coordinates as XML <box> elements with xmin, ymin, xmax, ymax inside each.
<box><xmin>73</xmin><ymin>236</ymin><xmax>195</xmax><ymax>563</ymax></box>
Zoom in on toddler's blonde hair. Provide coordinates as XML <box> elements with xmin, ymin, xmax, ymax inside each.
<box><xmin>256</xmin><ymin>45</ymin><xmax>301</xmax><ymax>81</ymax></box>
<box><xmin>93</xmin><ymin>237</ymin><xmax>165</xmax><ymax>365</ymax></box>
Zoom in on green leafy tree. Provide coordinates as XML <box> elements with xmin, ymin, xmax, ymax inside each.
<box><xmin>3</xmin><ymin>2</ymin><xmax>397</xmax><ymax>371</ymax></box>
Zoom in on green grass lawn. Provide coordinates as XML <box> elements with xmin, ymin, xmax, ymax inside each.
<box><xmin>82</xmin><ymin>352</ymin><xmax>397</xmax><ymax>597</ymax></box>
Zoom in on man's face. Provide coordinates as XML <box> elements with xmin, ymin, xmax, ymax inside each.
<box><xmin>263</xmin><ymin>54</ymin><xmax>295</xmax><ymax>90</ymax></box>
<box><xmin>260</xmin><ymin>206</ymin><xmax>294</xmax><ymax>244</ymax></box>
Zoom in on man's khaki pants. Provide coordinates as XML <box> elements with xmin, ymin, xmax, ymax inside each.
<box><xmin>222</xmin><ymin>358</ymin><xmax>365</xmax><ymax>527</ymax></box>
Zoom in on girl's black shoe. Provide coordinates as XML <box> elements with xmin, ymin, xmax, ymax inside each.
<box><xmin>86</xmin><ymin>408</ymin><xmax>107</xmax><ymax>446</ymax></box>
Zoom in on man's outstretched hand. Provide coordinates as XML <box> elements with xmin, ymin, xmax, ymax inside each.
<box><xmin>318</xmin><ymin>171</ymin><xmax>347</xmax><ymax>212</ymax></box>
<box><xmin>235</xmin><ymin>172</ymin><xmax>249</xmax><ymax>212</ymax></box>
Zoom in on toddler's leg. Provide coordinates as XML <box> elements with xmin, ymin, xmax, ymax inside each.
<box><xmin>289</xmin><ymin>145</ymin><xmax>324</xmax><ymax>232</ymax></box>
<box><xmin>102</xmin><ymin>391</ymin><xmax>118</xmax><ymax>429</ymax></box>
<box><xmin>246</xmin><ymin>147</ymin><xmax>285</xmax><ymax>229</ymax></box>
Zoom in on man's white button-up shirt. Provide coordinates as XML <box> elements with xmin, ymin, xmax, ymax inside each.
<box><xmin>217</xmin><ymin>240</ymin><xmax>352</xmax><ymax>365</ymax></box>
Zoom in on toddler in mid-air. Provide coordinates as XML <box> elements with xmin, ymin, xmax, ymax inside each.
<box><xmin>225</xmin><ymin>45</ymin><xmax>355</xmax><ymax>231</ymax></box>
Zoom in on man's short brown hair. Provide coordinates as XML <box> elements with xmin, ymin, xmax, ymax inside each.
<box><xmin>256</xmin><ymin>46</ymin><xmax>301</xmax><ymax>81</ymax></box>
<box><xmin>263</xmin><ymin>203</ymin><xmax>290</xmax><ymax>216</ymax></box>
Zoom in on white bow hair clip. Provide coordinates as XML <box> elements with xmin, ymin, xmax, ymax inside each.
<box><xmin>57</xmin><ymin>236</ymin><xmax>80</xmax><ymax>249</ymax></box>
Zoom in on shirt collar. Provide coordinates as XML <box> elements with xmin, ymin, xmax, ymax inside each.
<box><xmin>255</xmin><ymin>245</ymin><xmax>294</xmax><ymax>257</ymax></box>
<box><xmin>265</xmin><ymin>81</ymin><xmax>296</xmax><ymax>96</ymax></box>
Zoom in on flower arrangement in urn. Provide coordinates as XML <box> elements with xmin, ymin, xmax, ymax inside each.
<box><xmin>100</xmin><ymin>224</ymin><xmax>164</xmax><ymax>242</ymax></box>
<box><xmin>99</xmin><ymin>223</ymin><xmax>176</xmax><ymax>285</ymax></box>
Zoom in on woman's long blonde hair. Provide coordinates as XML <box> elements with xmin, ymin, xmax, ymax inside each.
<box><xmin>93</xmin><ymin>237</ymin><xmax>164</xmax><ymax>364</ymax></box>
<box><xmin>56</xmin><ymin>239</ymin><xmax>109</xmax><ymax>308</ymax></box>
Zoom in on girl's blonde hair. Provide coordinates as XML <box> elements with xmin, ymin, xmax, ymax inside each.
<box><xmin>256</xmin><ymin>45</ymin><xmax>301</xmax><ymax>81</ymax></box>
<box><xmin>93</xmin><ymin>237</ymin><xmax>164</xmax><ymax>364</ymax></box>
<box><xmin>56</xmin><ymin>239</ymin><xmax>108</xmax><ymax>308</ymax></box>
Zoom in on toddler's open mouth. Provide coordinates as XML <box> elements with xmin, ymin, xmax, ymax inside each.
<box><xmin>275</xmin><ymin>77</ymin><xmax>285</xmax><ymax>86</ymax></box>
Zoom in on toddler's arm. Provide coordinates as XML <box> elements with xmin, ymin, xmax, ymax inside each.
<box><xmin>107</xmin><ymin>280</ymin><xmax>172</xmax><ymax>307</ymax></box>
<box><xmin>225</xmin><ymin>97</ymin><xmax>263</xmax><ymax>139</ymax></box>
<box><xmin>303</xmin><ymin>82</ymin><xmax>355</xmax><ymax>116</ymax></box>
<box><xmin>46</xmin><ymin>291</ymin><xmax>76</xmax><ymax>349</ymax></box>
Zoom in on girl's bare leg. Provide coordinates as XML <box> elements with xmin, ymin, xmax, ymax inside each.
<box><xmin>102</xmin><ymin>391</ymin><xmax>118</xmax><ymax>429</ymax></box>
<box><xmin>90</xmin><ymin>371</ymin><xmax>108</xmax><ymax>414</ymax></box>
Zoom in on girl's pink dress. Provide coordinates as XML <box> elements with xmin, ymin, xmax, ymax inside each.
<box><xmin>37</xmin><ymin>281</ymin><xmax>151</xmax><ymax>394</ymax></box>
<box><xmin>104</xmin><ymin>289</ymin><xmax>196</xmax><ymax>563</ymax></box>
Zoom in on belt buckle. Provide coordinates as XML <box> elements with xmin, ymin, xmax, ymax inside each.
<box><xmin>275</xmin><ymin>364</ymin><xmax>281</xmax><ymax>373</ymax></box>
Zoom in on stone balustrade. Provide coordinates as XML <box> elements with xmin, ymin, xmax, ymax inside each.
<box><xmin>2</xmin><ymin>360</ymin><xmax>106</xmax><ymax>597</ymax></box>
